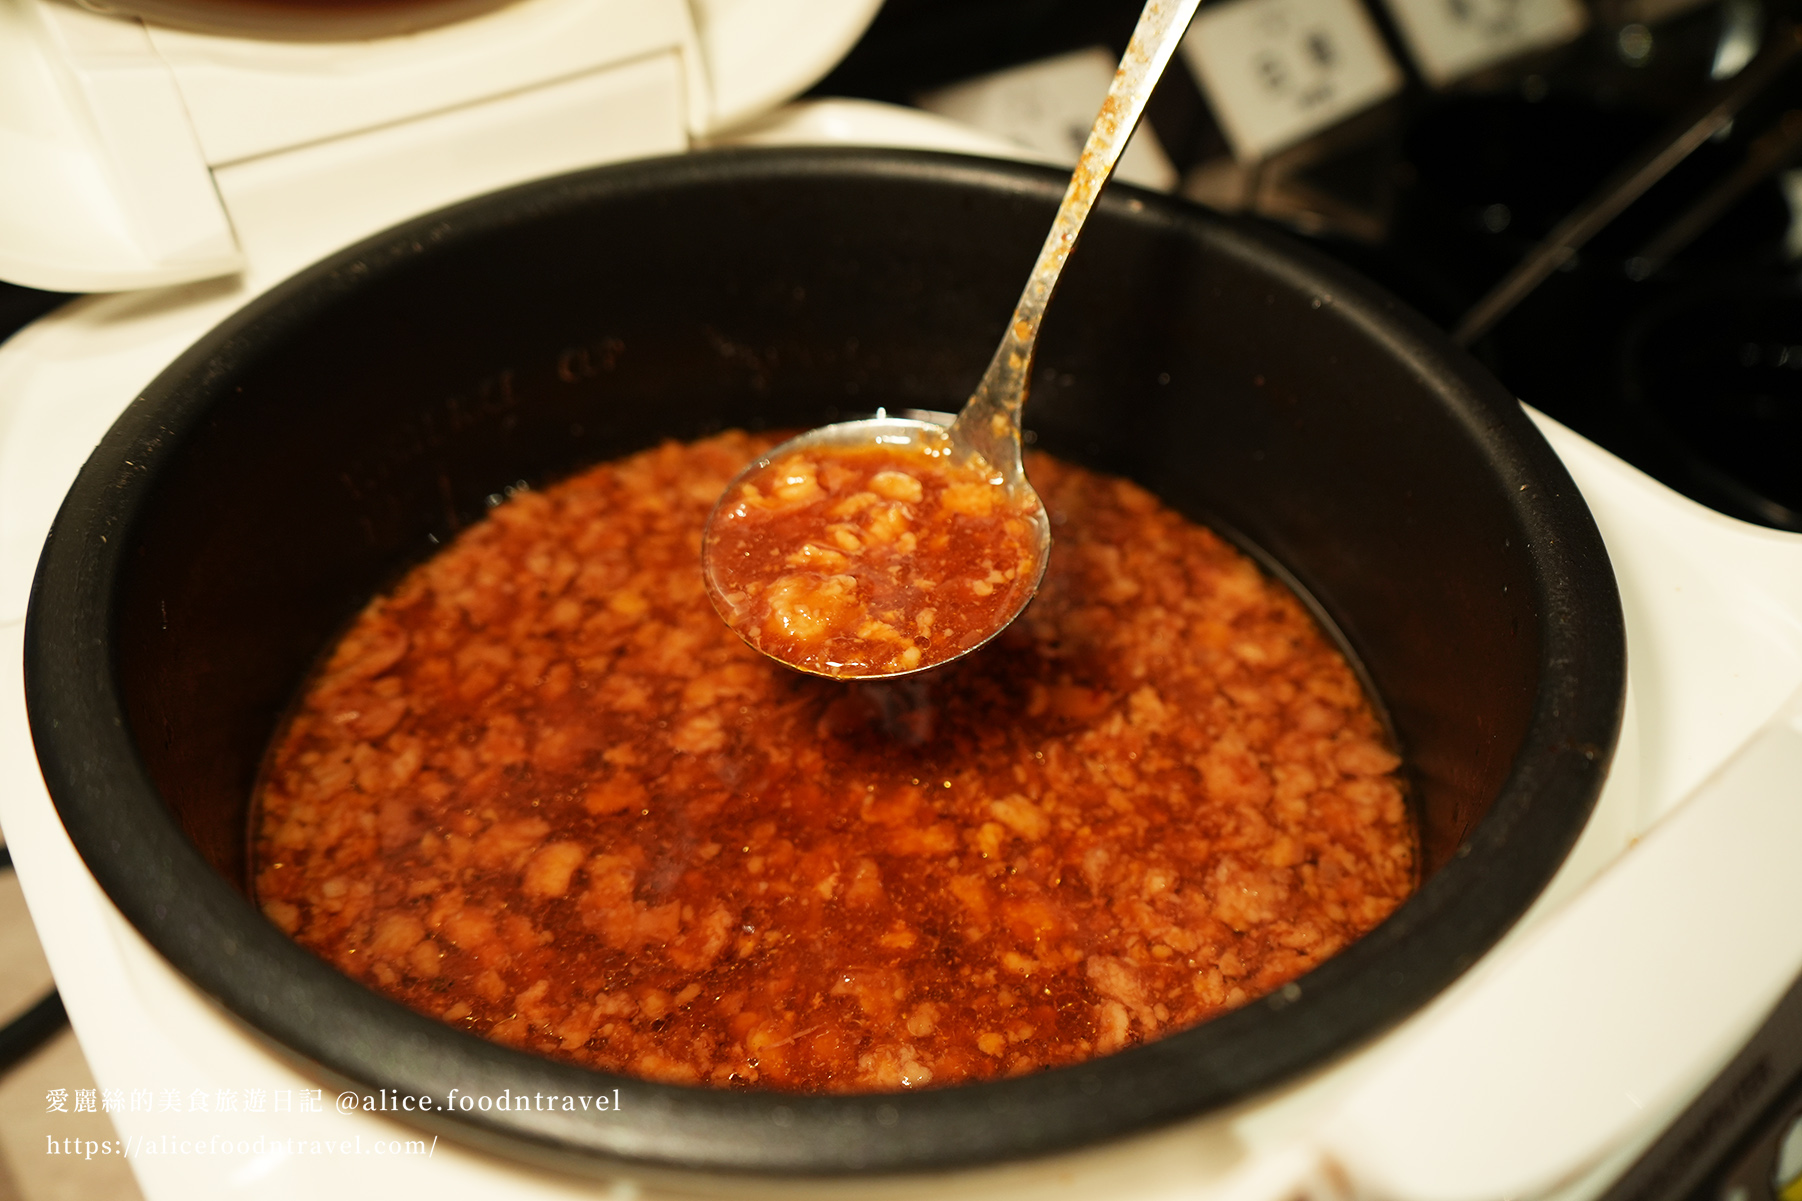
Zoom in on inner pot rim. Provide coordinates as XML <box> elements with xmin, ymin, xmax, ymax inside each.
<box><xmin>22</xmin><ymin>145</ymin><xmax>1626</xmax><ymax>1180</ymax></box>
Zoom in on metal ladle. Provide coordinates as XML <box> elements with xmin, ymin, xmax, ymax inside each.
<box><xmin>703</xmin><ymin>0</ymin><xmax>1204</xmax><ymax>677</ymax></box>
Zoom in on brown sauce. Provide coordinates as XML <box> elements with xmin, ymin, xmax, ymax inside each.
<box><xmin>255</xmin><ymin>431</ymin><xmax>1415</xmax><ymax>1093</ymax></box>
<box><xmin>704</xmin><ymin>438</ymin><xmax>1041</xmax><ymax>677</ymax></box>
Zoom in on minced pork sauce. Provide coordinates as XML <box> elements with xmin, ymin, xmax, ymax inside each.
<box><xmin>703</xmin><ymin>437</ymin><xmax>1042</xmax><ymax>677</ymax></box>
<box><xmin>254</xmin><ymin>431</ymin><xmax>1415</xmax><ymax>1093</ymax></box>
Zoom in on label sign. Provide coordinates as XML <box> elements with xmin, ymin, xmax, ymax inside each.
<box><xmin>1380</xmin><ymin>0</ymin><xmax>1588</xmax><ymax>87</ymax></box>
<box><xmin>916</xmin><ymin>48</ymin><xmax>1180</xmax><ymax>192</ymax></box>
<box><xmin>1181</xmin><ymin>0</ymin><xmax>1404</xmax><ymax>162</ymax></box>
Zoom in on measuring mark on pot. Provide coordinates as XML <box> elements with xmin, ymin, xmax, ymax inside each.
<box><xmin>556</xmin><ymin>337</ymin><xmax>623</xmax><ymax>383</ymax></box>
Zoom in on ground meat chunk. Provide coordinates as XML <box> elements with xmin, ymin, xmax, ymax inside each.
<box><xmin>255</xmin><ymin>432</ymin><xmax>1415</xmax><ymax>1093</ymax></box>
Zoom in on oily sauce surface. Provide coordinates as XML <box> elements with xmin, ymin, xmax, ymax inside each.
<box><xmin>255</xmin><ymin>432</ymin><xmax>1415</xmax><ymax>1093</ymax></box>
<box><xmin>704</xmin><ymin>439</ymin><xmax>1041</xmax><ymax>677</ymax></box>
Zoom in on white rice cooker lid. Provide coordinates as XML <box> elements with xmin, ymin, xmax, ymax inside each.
<box><xmin>0</xmin><ymin>0</ymin><xmax>883</xmax><ymax>292</ymax></box>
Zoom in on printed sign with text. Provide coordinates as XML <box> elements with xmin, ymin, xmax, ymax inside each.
<box><xmin>1181</xmin><ymin>0</ymin><xmax>1404</xmax><ymax>162</ymax></box>
<box><xmin>1380</xmin><ymin>0</ymin><xmax>1588</xmax><ymax>87</ymax></box>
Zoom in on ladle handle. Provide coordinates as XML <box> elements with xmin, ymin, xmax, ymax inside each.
<box><xmin>954</xmin><ymin>0</ymin><xmax>1205</xmax><ymax>475</ymax></box>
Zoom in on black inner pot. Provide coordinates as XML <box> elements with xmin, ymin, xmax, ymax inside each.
<box><xmin>24</xmin><ymin>147</ymin><xmax>1624</xmax><ymax>1180</ymax></box>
